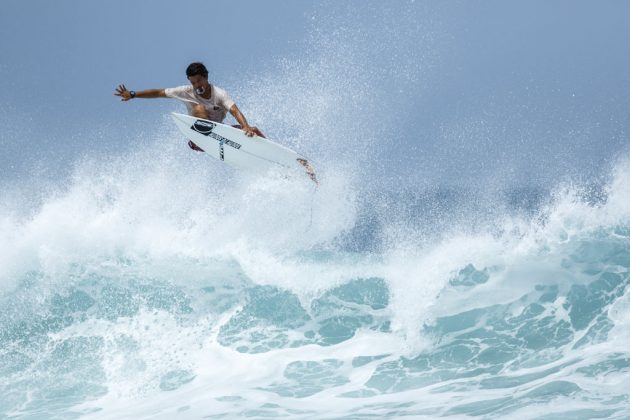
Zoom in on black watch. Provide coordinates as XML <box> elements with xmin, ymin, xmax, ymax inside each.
<box><xmin>129</xmin><ymin>90</ymin><xmax>136</xmax><ymax>98</ymax></box>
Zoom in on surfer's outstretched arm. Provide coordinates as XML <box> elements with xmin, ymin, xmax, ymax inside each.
<box><xmin>114</xmin><ymin>84</ymin><xmax>167</xmax><ymax>101</ymax></box>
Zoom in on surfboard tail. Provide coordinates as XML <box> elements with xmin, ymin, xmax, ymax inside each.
<box><xmin>297</xmin><ymin>159</ymin><xmax>318</xmax><ymax>185</ymax></box>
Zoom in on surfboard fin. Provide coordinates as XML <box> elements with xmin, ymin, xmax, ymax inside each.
<box><xmin>188</xmin><ymin>140</ymin><xmax>205</xmax><ymax>152</ymax></box>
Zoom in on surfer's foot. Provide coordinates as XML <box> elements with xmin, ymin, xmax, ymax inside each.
<box><xmin>188</xmin><ymin>140</ymin><xmax>205</xmax><ymax>152</ymax></box>
<box><xmin>297</xmin><ymin>159</ymin><xmax>318</xmax><ymax>185</ymax></box>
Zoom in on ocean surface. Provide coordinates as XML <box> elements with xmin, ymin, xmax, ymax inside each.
<box><xmin>1</xmin><ymin>136</ymin><xmax>629</xmax><ymax>419</ymax></box>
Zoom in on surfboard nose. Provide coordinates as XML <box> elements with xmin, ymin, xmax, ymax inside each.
<box><xmin>171</xmin><ymin>112</ymin><xmax>193</xmax><ymax>133</ymax></box>
<box><xmin>171</xmin><ymin>112</ymin><xmax>189</xmax><ymax>125</ymax></box>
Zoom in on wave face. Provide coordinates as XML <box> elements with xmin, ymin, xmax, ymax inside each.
<box><xmin>2</xmin><ymin>4</ymin><xmax>630</xmax><ymax>420</ymax></box>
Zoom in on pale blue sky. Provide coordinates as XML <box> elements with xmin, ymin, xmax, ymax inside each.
<box><xmin>1</xmin><ymin>0</ymin><xmax>629</xmax><ymax>187</ymax></box>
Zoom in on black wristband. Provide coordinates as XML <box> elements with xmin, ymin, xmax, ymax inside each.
<box><xmin>130</xmin><ymin>90</ymin><xmax>136</xmax><ymax>98</ymax></box>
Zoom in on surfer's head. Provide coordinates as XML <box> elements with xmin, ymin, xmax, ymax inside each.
<box><xmin>186</xmin><ymin>62</ymin><xmax>210</xmax><ymax>95</ymax></box>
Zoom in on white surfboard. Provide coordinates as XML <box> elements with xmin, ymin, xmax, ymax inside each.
<box><xmin>171</xmin><ymin>113</ymin><xmax>317</xmax><ymax>183</ymax></box>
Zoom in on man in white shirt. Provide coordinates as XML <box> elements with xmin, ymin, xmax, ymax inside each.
<box><xmin>115</xmin><ymin>62</ymin><xmax>263</xmax><ymax>152</ymax></box>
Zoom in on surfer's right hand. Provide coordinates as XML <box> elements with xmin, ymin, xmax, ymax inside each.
<box><xmin>114</xmin><ymin>84</ymin><xmax>133</xmax><ymax>101</ymax></box>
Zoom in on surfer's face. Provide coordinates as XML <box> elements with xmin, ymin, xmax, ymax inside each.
<box><xmin>188</xmin><ymin>74</ymin><xmax>210</xmax><ymax>95</ymax></box>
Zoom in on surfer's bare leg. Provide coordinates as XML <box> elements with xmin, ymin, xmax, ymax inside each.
<box><xmin>187</xmin><ymin>104</ymin><xmax>208</xmax><ymax>152</ymax></box>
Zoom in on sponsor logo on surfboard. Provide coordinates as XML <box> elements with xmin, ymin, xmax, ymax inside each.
<box><xmin>189</xmin><ymin>119</ymin><xmax>242</xmax><ymax>151</ymax></box>
<box><xmin>191</xmin><ymin>120</ymin><xmax>216</xmax><ymax>135</ymax></box>
<box><xmin>224</xmin><ymin>139</ymin><xmax>241</xmax><ymax>150</ymax></box>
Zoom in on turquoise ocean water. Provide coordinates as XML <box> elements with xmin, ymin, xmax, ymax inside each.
<box><xmin>1</xmin><ymin>140</ymin><xmax>629</xmax><ymax>418</ymax></box>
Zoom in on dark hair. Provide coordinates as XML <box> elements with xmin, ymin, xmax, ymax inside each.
<box><xmin>186</xmin><ymin>62</ymin><xmax>208</xmax><ymax>78</ymax></box>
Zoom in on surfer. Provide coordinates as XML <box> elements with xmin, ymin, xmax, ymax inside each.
<box><xmin>115</xmin><ymin>62</ymin><xmax>263</xmax><ymax>151</ymax></box>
